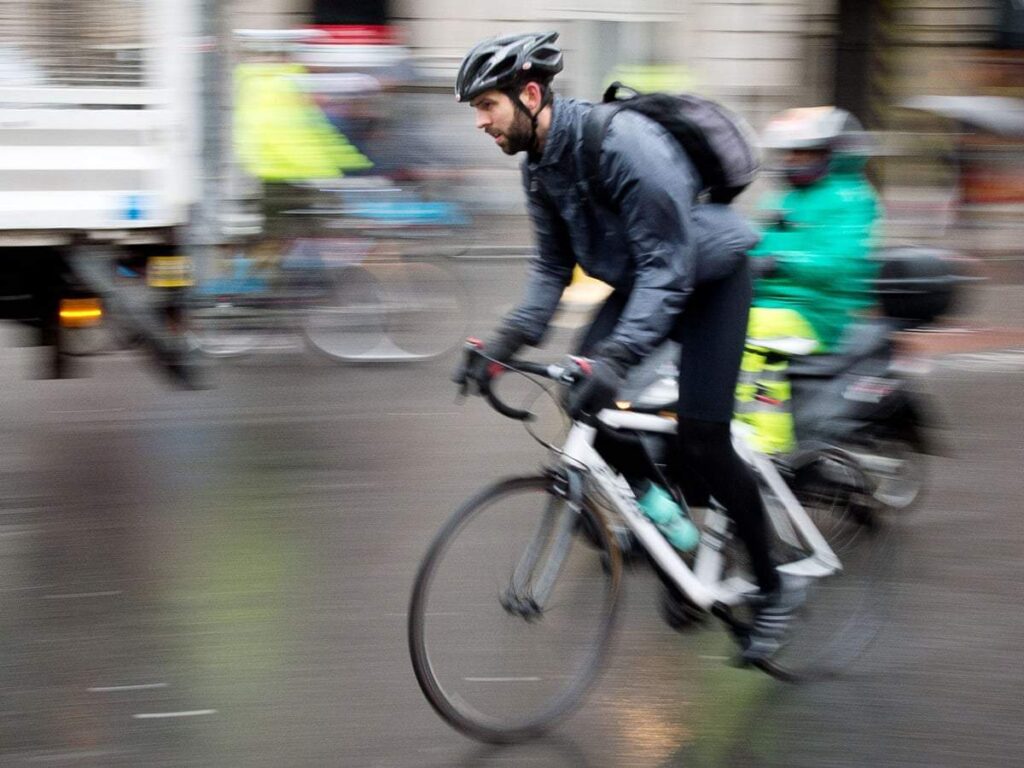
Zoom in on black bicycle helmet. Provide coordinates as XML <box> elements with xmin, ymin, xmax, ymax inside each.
<box><xmin>455</xmin><ymin>32</ymin><xmax>563</xmax><ymax>103</ymax></box>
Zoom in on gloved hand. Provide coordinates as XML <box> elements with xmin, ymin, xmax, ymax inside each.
<box><xmin>452</xmin><ymin>326</ymin><xmax>527</xmax><ymax>393</ymax></box>
<box><xmin>567</xmin><ymin>341</ymin><xmax>638</xmax><ymax>419</ymax></box>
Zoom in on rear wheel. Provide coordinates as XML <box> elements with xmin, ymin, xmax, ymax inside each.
<box><xmin>59</xmin><ymin>325</ymin><xmax>110</xmax><ymax>357</ymax></box>
<box><xmin>408</xmin><ymin>474</ymin><xmax>621</xmax><ymax>743</ymax></box>
<box><xmin>858</xmin><ymin>439</ymin><xmax>928</xmax><ymax>511</ymax></box>
<box><xmin>751</xmin><ymin>519</ymin><xmax>895</xmax><ymax>682</ymax></box>
<box><xmin>726</xmin><ymin>469</ymin><xmax>893</xmax><ymax>681</ymax></box>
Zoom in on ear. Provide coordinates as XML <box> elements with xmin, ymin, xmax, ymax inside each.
<box><xmin>520</xmin><ymin>81</ymin><xmax>544</xmax><ymax>111</ymax></box>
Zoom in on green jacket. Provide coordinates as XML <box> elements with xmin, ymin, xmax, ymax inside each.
<box><xmin>750</xmin><ymin>156</ymin><xmax>880</xmax><ymax>351</ymax></box>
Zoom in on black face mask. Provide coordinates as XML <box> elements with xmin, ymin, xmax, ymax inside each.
<box><xmin>782</xmin><ymin>156</ymin><xmax>831</xmax><ymax>187</ymax></box>
<box><xmin>783</xmin><ymin>153</ymin><xmax>831</xmax><ymax>187</ymax></box>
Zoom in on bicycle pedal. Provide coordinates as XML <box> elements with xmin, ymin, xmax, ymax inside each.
<box><xmin>658</xmin><ymin>588</ymin><xmax>705</xmax><ymax>632</ymax></box>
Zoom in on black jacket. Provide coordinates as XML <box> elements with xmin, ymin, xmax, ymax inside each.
<box><xmin>505</xmin><ymin>96</ymin><xmax>759</xmax><ymax>359</ymax></box>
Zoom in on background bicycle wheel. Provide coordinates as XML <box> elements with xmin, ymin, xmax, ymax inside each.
<box><xmin>306</xmin><ymin>260</ymin><xmax>467</xmax><ymax>362</ymax></box>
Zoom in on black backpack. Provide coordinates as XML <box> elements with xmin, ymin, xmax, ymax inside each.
<box><xmin>581</xmin><ymin>82</ymin><xmax>761</xmax><ymax>206</ymax></box>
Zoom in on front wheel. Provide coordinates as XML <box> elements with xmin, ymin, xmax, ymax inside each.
<box><xmin>408</xmin><ymin>474</ymin><xmax>622</xmax><ymax>743</ymax></box>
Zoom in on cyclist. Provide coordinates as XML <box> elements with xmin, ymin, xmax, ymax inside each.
<box><xmin>737</xmin><ymin>107</ymin><xmax>880</xmax><ymax>455</ymax></box>
<box><xmin>453</xmin><ymin>31</ymin><xmax>803</xmax><ymax>663</ymax></box>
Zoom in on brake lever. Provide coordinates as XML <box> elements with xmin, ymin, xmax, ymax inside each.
<box><xmin>559</xmin><ymin>355</ymin><xmax>592</xmax><ymax>385</ymax></box>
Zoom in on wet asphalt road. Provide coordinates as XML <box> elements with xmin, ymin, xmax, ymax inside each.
<box><xmin>0</xmin><ymin>260</ymin><xmax>1022</xmax><ymax>767</ymax></box>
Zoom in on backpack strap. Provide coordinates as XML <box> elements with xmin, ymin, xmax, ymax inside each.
<box><xmin>581</xmin><ymin>101</ymin><xmax>626</xmax><ymax>209</ymax></box>
<box><xmin>581</xmin><ymin>88</ymin><xmax>729</xmax><ymax>209</ymax></box>
<box><xmin>602</xmin><ymin>81</ymin><xmax>640</xmax><ymax>103</ymax></box>
<box><xmin>627</xmin><ymin>94</ymin><xmax>727</xmax><ymax>192</ymax></box>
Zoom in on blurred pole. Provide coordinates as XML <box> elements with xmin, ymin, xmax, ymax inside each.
<box><xmin>834</xmin><ymin>0</ymin><xmax>876</xmax><ymax>125</ymax></box>
<box><xmin>835</xmin><ymin>0</ymin><xmax>893</xmax><ymax>190</ymax></box>
<box><xmin>190</xmin><ymin>0</ymin><xmax>227</xmax><ymax>269</ymax></box>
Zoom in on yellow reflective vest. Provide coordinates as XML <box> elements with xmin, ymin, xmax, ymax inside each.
<box><xmin>234</xmin><ymin>62</ymin><xmax>372</xmax><ymax>181</ymax></box>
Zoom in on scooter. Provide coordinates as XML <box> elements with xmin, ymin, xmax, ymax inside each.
<box><xmin>788</xmin><ymin>246</ymin><xmax>972</xmax><ymax>510</ymax></box>
<box><xmin>783</xmin><ymin>315</ymin><xmax>939</xmax><ymax>511</ymax></box>
<box><xmin>622</xmin><ymin>246</ymin><xmax>970</xmax><ymax>514</ymax></box>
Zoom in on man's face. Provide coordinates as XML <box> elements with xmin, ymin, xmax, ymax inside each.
<box><xmin>470</xmin><ymin>89</ymin><xmax>533</xmax><ymax>156</ymax></box>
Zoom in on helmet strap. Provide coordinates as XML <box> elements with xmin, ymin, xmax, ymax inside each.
<box><xmin>510</xmin><ymin>82</ymin><xmax>552</xmax><ymax>157</ymax></box>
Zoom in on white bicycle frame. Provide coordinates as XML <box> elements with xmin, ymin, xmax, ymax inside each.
<box><xmin>560</xmin><ymin>407</ymin><xmax>842</xmax><ymax>612</ymax></box>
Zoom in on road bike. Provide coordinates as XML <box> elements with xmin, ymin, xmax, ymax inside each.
<box><xmin>408</xmin><ymin>345</ymin><xmax>891</xmax><ymax>743</ymax></box>
<box><xmin>190</xmin><ymin>190</ymin><xmax>468</xmax><ymax>363</ymax></box>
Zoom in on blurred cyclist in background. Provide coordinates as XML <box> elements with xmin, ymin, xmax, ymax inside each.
<box><xmin>738</xmin><ymin>107</ymin><xmax>881</xmax><ymax>455</ymax></box>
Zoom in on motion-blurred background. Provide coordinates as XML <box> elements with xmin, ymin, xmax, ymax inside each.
<box><xmin>0</xmin><ymin>2</ymin><xmax>1022</xmax><ymax>767</ymax></box>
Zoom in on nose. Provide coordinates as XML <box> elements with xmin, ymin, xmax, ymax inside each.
<box><xmin>475</xmin><ymin>110</ymin><xmax>490</xmax><ymax>131</ymax></box>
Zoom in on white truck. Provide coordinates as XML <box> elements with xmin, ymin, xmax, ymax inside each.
<box><xmin>0</xmin><ymin>0</ymin><xmax>203</xmax><ymax>383</ymax></box>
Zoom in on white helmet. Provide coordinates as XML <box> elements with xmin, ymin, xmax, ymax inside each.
<box><xmin>761</xmin><ymin>106</ymin><xmax>869</xmax><ymax>154</ymax></box>
<box><xmin>761</xmin><ymin>106</ymin><xmax>872</xmax><ymax>186</ymax></box>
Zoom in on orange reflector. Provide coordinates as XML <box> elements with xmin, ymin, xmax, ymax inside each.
<box><xmin>60</xmin><ymin>298</ymin><xmax>103</xmax><ymax>328</ymax></box>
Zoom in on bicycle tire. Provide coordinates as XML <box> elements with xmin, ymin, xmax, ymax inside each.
<box><xmin>305</xmin><ymin>261</ymin><xmax>467</xmax><ymax>363</ymax></box>
<box><xmin>408</xmin><ymin>474</ymin><xmax>622</xmax><ymax>743</ymax></box>
<box><xmin>59</xmin><ymin>325</ymin><xmax>112</xmax><ymax>357</ymax></box>
<box><xmin>736</xmin><ymin>475</ymin><xmax>896</xmax><ymax>682</ymax></box>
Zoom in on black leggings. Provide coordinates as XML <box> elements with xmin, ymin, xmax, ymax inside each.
<box><xmin>576</xmin><ymin>261</ymin><xmax>778</xmax><ymax>593</ymax></box>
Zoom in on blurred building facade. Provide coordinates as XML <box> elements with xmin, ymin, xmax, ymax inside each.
<box><xmin>223</xmin><ymin>0</ymin><xmax>1023</xmax><ymax>250</ymax></box>
<box><xmin>231</xmin><ymin>1</ymin><xmax>1002</xmax><ymax>113</ymax></box>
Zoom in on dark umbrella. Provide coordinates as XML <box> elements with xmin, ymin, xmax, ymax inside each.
<box><xmin>900</xmin><ymin>95</ymin><xmax>1024</xmax><ymax>137</ymax></box>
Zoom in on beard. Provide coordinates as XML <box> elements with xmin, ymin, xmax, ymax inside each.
<box><xmin>493</xmin><ymin>111</ymin><xmax>534</xmax><ymax>155</ymax></box>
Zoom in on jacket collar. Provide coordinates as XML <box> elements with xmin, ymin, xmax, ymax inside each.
<box><xmin>528</xmin><ymin>96</ymin><xmax>582</xmax><ymax>170</ymax></box>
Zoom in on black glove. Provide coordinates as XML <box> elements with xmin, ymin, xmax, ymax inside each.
<box><xmin>567</xmin><ymin>341</ymin><xmax>638</xmax><ymax>419</ymax></box>
<box><xmin>452</xmin><ymin>326</ymin><xmax>527</xmax><ymax>392</ymax></box>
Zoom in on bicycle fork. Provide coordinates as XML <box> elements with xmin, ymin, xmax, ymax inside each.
<box><xmin>500</xmin><ymin>470</ymin><xmax>585</xmax><ymax>621</ymax></box>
